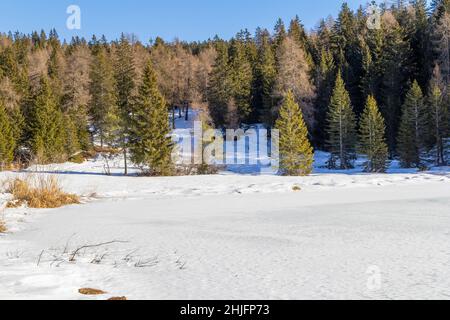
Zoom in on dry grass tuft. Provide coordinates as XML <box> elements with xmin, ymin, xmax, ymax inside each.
<box><xmin>79</xmin><ymin>288</ymin><xmax>107</xmax><ymax>295</ymax></box>
<box><xmin>292</xmin><ymin>185</ymin><xmax>302</xmax><ymax>192</ymax></box>
<box><xmin>5</xmin><ymin>175</ymin><xmax>80</xmax><ymax>209</ymax></box>
<box><xmin>0</xmin><ymin>219</ymin><xmax>6</xmax><ymax>233</ymax></box>
<box><xmin>108</xmin><ymin>296</ymin><xmax>127</xmax><ymax>301</ymax></box>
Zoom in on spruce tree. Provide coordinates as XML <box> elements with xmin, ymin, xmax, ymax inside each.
<box><xmin>254</xmin><ymin>30</ymin><xmax>276</xmax><ymax>125</ymax></box>
<box><xmin>89</xmin><ymin>48</ymin><xmax>119</xmax><ymax>147</ymax></box>
<box><xmin>63</xmin><ymin>114</ymin><xmax>81</xmax><ymax>160</ymax></box>
<box><xmin>129</xmin><ymin>60</ymin><xmax>173</xmax><ymax>176</ymax></box>
<box><xmin>326</xmin><ymin>71</ymin><xmax>357</xmax><ymax>169</ymax></box>
<box><xmin>359</xmin><ymin>96</ymin><xmax>389</xmax><ymax>172</ymax></box>
<box><xmin>288</xmin><ymin>15</ymin><xmax>308</xmax><ymax>49</ymax></box>
<box><xmin>229</xmin><ymin>39</ymin><xmax>253</xmax><ymax>124</ymax></box>
<box><xmin>0</xmin><ymin>101</ymin><xmax>15</xmax><ymax>169</ymax></box>
<box><xmin>379</xmin><ymin>14</ymin><xmax>411</xmax><ymax>156</ymax></box>
<box><xmin>427</xmin><ymin>67</ymin><xmax>448</xmax><ymax>165</ymax></box>
<box><xmin>29</xmin><ymin>77</ymin><xmax>66</xmax><ymax>163</ymax></box>
<box><xmin>115</xmin><ymin>34</ymin><xmax>137</xmax><ymax>175</ymax></box>
<box><xmin>273</xmin><ymin>18</ymin><xmax>287</xmax><ymax>48</ymax></box>
<box><xmin>314</xmin><ymin>48</ymin><xmax>335</xmax><ymax>147</ymax></box>
<box><xmin>275</xmin><ymin>90</ymin><xmax>314</xmax><ymax>176</ymax></box>
<box><xmin>207</xmin><ymin>41</ymin><xmax>231</xmax><ymax>127</ymax></box>
<box><xmin>397</xmin><ymin>80</ymin><xmax>427</xmax><ymax>168</ymax></box>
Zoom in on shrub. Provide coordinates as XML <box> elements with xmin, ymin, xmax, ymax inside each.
<box><xmin>5</xmin><ymin>175</ymin><xmax>80</xmax><ymax>209</ymax></box>
<box><xmin>0</xmin><ymin>219</ymin><xmax>6</xmax><ymax>233</ymax></box>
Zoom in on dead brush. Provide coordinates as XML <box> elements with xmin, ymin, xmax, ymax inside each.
<box><xmin>0</xmin><ymin>219</ymin><xmax>6</xmax><ymax>233</ymax></box>
<box><xmin>5</xmin><ymin>175</ymin><xmax>80</xmax><ymax>209</ymax></box>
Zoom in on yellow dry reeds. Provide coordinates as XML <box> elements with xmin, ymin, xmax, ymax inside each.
<box><xmin>5</xmin><ymin>175</ymin><xmax>80</xmax><ymax>209</ymax></box>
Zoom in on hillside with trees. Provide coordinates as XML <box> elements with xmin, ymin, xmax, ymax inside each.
<box><xmin>0</xmin><ymin>1</ymin><xmax>449</xmax><ymax>175</ymax></box>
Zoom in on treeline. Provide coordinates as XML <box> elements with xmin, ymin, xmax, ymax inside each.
<box><xmin>0</xmin><ymin>0</ymin><xmax>449</xmax><ymax>175</ymax></box>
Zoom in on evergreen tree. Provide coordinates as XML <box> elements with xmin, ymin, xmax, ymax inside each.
<box><xmin>115</xmin><ymin>34</ymin><xmax>137</xmax><ymax>175</ymax></box>
<box><xmin>275</xmin><ymin>90</ymin><xmax>314</xmax><ymax>176</ymax></box>
<box><xmin>89</xmin><ymin>48</ymin><xmax>119</xmax><ymax>147</ymax></box>
<box><xmin>359</xmin><ymin>96</ymin><xmax>389</xmax><ymax>172</ymax></box>
<box><xmin>288</xmin><ymin>15</ymin><xmax>308</xmax><ymax>50</ymax></box>
<box><xmin>28</xmin><ymin>77</ymin><xmax>66</xmax><ymax>163</ymax></box>
<box><xmin>253</xmin><ymin>30</ymin><xmax>276</xmax><ymax>125</ymax></box>
<box><xmin>129</xmin><ymin>60</ymin><xmax>173</xmax><ymax>176</ymax></box>
<box><xmin>0</xmin><ymin>101</ymin><xmax>15</xmax><ymax>169</ymax></box>
<box><xmin>229</xmin><ymin>39</ymin><xmax>253</xmax><ymax>124</ymax></box>
<box><xmin>380</xmin><ymin>16</ymin><xmax>411</xmax><ymax>155</ymax></box>
<box><xmin>63</xmin><ymin>114</ymin><xmax>81</xmax><ymax>159</ymax></box>
<box><xmin>207</xmin><ymin>41</ymin><xmax>231</xmax><ymax>127</ymax></box>
<box><xmin>410</xmin><ymin>0</ymin><xmax>429</xmax><ymax>88</ymax></box>
<box><xmin>431</xmin><ymin>12</ymin><xmax>450</xmax><ymax>86</ymax></box>
<box><xmin>397</xmin><ymin>80</ymin><xmax>427</xmax><ymax>167</ymax></box>
<box><xmin>427</xmin><ymin>66</ymin><xmax>449</xmax><ymax>165</ymax></box>
<box><xmin>332</xmin><ymin>3</ymin><xmax>364</xmax><ymax>113</ymax></box>
<box><xmin>273</xmin><ymin>18</ymin><xmax>287</xmax><ymax>48</ymax></box>
<box><xmin>314</xmin><ymin>48</ymin><xmax>335</xmax><ymax>147</ymax></box>
<box><xmin>326</xmin><ymin>71</ymin><xmax>357</xmax><ymax>169</ymax></box>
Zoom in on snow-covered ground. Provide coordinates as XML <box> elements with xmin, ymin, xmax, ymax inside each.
<box><xmin>0</xmin><ymin>114</ymin><xmax>449</xmax><ymax>300</ymax></box>
<box><xmin>1</xmin><ymin>155</ymin><xmax>449</xmax><ymax>300</ymax></box>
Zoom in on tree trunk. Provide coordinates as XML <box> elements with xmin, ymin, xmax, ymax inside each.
<box><xmin>172</xmin><ymin>105</ymin><xmax>176</xmax><ymax>129</ymax></box>
<box><xmin>123</xmin><ymin>148</ymin><xmax>128</xmax><ymax>176</ymax></box>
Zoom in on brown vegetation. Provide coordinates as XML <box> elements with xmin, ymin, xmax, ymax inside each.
<box><xmin>78</xmin><ymin>288</ymin><xmax>107</xmax><ymax>295</ymax></box>
<box><xmin>0</xmin><ymin>219</ymin><xmax>6</xmax><ymax>233</ymax></box>
<box><xmin>108</xmin><ymin>296</ymin><xmax>127</xmax><ymax>301</ymax></box>
<box><xmin>5</xmin><ymin>175</ymin><xmax>80</xmax><ymax>209</ymax></box>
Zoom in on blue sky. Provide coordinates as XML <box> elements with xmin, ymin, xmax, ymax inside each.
<box><xmin>0</xmin><ymin>0</ymin><xmax>383</xmax><ymax>43</ymax></box>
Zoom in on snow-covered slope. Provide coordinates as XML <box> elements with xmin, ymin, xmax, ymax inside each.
<box><xmin>0</xmin><ymin>160</ymin><xmax>449</xmax><ymax>300</ymax></box>
<box><xmin>0</xmin><ymin>114</ymin><xmax>449</xmax><ymax>300</ymax></box>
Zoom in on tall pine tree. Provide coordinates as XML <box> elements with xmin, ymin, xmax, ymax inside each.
<box><xmin>275</xmin><ymin>90</ymin><xmax>314</xmax><ymax>176</ymax></box>
<box><xmin>326</xmin><ymin>71</ymin><xmax>357</xmax><ymax>169</ymax></box>
<box><xmin>0</xmin><ymin>101</ymin><xmax>15</xmax><ymax>169</ymax></box>
<box><xmin>207</xmin><ymin>41</ymin><xmax>231</xmax><ymax>127</ymax></box>
<box><xmin>229</xmin><ymin>38</ymin><xmax>253</xmax><ymax>124</ymax></box>
<box><xmin>89</xmin><ymin>48</ymin><xmax>119</xmax><ymax>147</ymax></box>
<box><xmin>129</xmin><ymin>60</ymin><xmax>173</xmax><ymax>176</ymax></box>
<box><xmin>359</xmin><ymin>96</ymin><xmax>389</xmax><ymax>172</ymax></box>
<box><xmin>253</xmin><ymin>30</ymin><xmax>276</xmax><ymax>125</ymax></box>
<box><xmin>427</xmin><ymin>66</ymin><xmax>448</xmax><ymax>165</ymax></box>
<box><xmin>115</xmin><ymin>34</ymin><xmax>137</xmax><ymax>175</ymax></box>
<box><xmin>28</xmin><ymin>77</ymin><xmax>66</xmax><ymax>163</ymax></box>
<box><xmin>397</xmin><ymin>80</ymin><xmax>427</xmax><ymax>168</ymax></box>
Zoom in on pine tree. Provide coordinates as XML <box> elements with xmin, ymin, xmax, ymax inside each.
<box><xmin>129</xmin><ymin>60</ymin><xmax>173</xmax><ymax>176</ymax></box>
<box><xmin>314</xmin><ymin>48</ymin><xmax>335</xmax><ymax>147</ymax></box>
<box><xmin>63</xmin><ymin>114</ymin><xmax>81</xmax><ymax>159</ymax></box>
<box><xmin>207</xmin><ymin>41</ymin><xmax>231</xmax><ymax>127</ymax></box>
<box><xmin>28</xmin><ymin>77</ymin><xmax>66</xmax><ymax>163</ymax></box>
<box><xmin>380</xmin><ymin>15</ymin><xmax>411</xmax><ymax>155</ymax></box>
<box><xmin>275</xmin><ymin>90</ymin><xmax>314</xmax><ymax>176</ymax></box>
<box><xmin>89</xmin><ymin>48</ymin><xmax>119</xmax><ymax>147</ymax></box>
<box><xmin>273</xmin><ymin>18</ymin><xmax>287</xmax><ymax>48</ymax></box>
<box><xmin>410</xmin><ymin>0</ymin><xmax>429</xmax><ymax>88</ymax></box>
<box><xmin>115</xmin><ymin>34</ymin><xmax>137</xmax><ymax>175</ymax></box>
<box><xmin>229</xmin><ymin>39</ymin><xmax>253</xmax><ymax>124</ymax></box>
<box><xmin>359</xmin><ymin>96</ymin><xmax>389</xmax><ymax>172</ymax></box>
<box><xmin>326</xmin><ymin>71</ymin><xmax>357</xmax><ymax>169</ymax></box>
<box><xmin>397</xmin><ymin>80</ymin><xmax>427</xmax><ymax>167</ymax></box>
<box><xmin>427</xmin><ymin>66</ymin><xmax>449</xmax><ymax>165</ymax></box>
<box><xmin>288</xmin><ymin>15</ymin><xmax>308</xmax><ymax>49</ymax></box>
<box><xmin>0</xmin><ymin>77</ymin><xmax>25</xmax><ymax>149</ymax></box>
<box><xmin>431</xmin><ymin>12</ymin><xmax>450</xmax><ymax>86</ymax></box>
<box><xmin>253</xmin><ymin>30</ymin><xmax>276</xmax><ymax>125</ymax></box>
<box><xmin>0</xmin><ymin>101</ymin><xmax>15</xmax><ymax>169</ymax></box>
